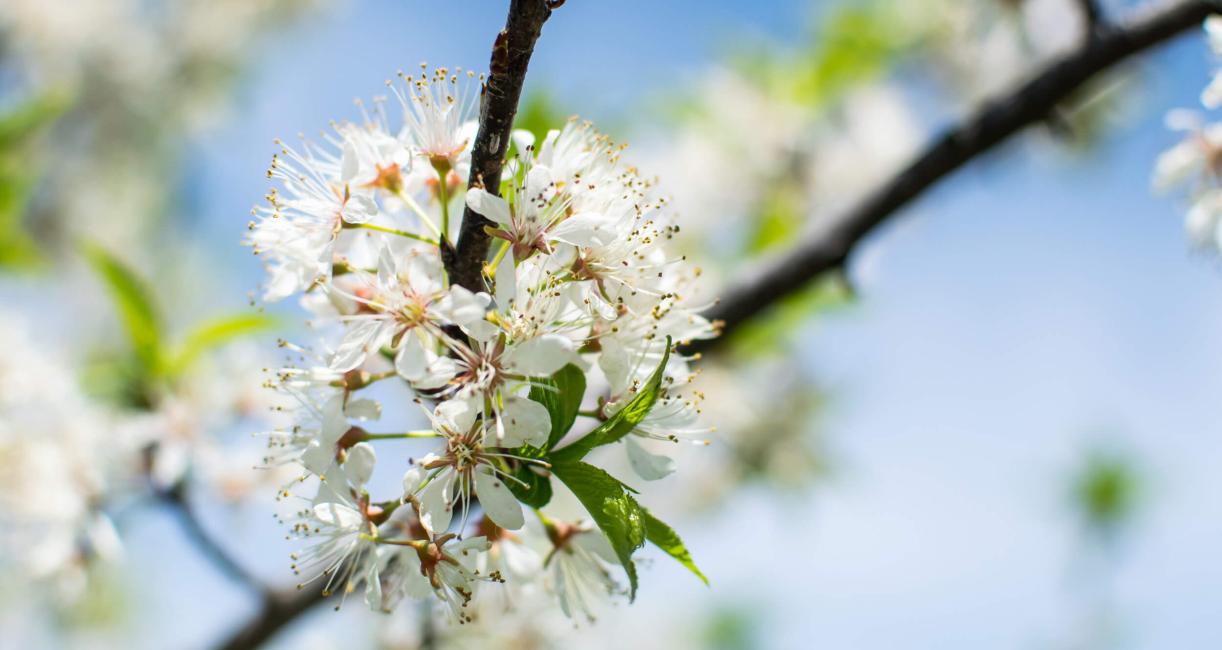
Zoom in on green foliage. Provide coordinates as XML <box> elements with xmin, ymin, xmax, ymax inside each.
<box><xmin>167</xmin><ymin>313</ymin><xmax>280</xmax><ymax>375</ymax></box>
<box><xmin>82</xmin><ymin>242</ymin><xmax>164</xmax><ymax>375</ymax></box>
<box><xmin>507</xmin><ymin>463</ymin><xmax>554</xmax><ymax>509</ymax></box>
<box><xmin>512</xmin><ymin>90</ymin><xmax>567</xmax><ymax>153</ymax></box>
<box><xmin>0</xmin><ymin>92</ymin><xmax>71</xmax><ymax>269</ymax></box>
<box><xmin>746</xmin><ymin>182</ymin><xmax>806</xmax><ymax>254</ymax></box>
<box><xmin>1073</xmin><ymin>448</ymin><xmax>1141</xmax><ymax>538</ymax></box>
<box><xmin>792</xmin><ymin>3</ymin><xmax>909</xmax><ymax>105</ymax></box>
<box><xmin>642</xmin><ymin>507</ymin><xmax>708</xmax><ymax>585</ymax></box>
<box><xmin>529</xmin><ymin>363</ymin><xmax>587</xmax><ymax>449</ymax></box>
<box><xmin>505</xmin><ymin>363</ymin><xmax>588</xmax><ymax>508</ymax></box>
<box><xmin>81</xmin><ymin>242</ymin><xmax>278</xmax><ymax>408</ymax></box>
<box><xmin>701</xmin><ymin>604</ymin><xmax>761</xmax><ymax>650</ymax></box>
<box><xmin>551</xmin><ymin>339</ymin><xmax>671</xmax><ymax>462</ymax></box>
<box><xmin>54</xmin><ymin>563</ymin><xmax>131</xmax><ymax>631</ymax></box>
<box><xmin>551</xmin><ymin>460</ymin><xmax>646</xmax><ymax>598</ymax></box>
<box><xmin>502</xmin><ymin>350</ymin><xmax>695</xmax><ymax>597</ymax></box>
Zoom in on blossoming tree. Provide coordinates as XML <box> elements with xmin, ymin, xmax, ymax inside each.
<box><xmin>3</xmin><ymin>0</ymin><xmax>1222</xmax><ymax>647</ymax></box>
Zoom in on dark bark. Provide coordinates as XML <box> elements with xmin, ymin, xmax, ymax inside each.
<box><xmin>688</xmin><ymin>0</ymin><xmax>1220</xmax><ymax>355</ymax></box>
<box><xmin>158</xmin><ymin>481</ymin><xmax>266</xmax><ymax>595</ymax></box>
<box><xmin>1076</xmin><ymin>0</ymin><xmax>1107</xmax><ymax>37</ymax></box>
<box><xmin>214</xmin><ymin>588</ymin><xmax>329</xmax><ymax>650</ymax></box>
<box><xmin>443</xmin><ymin>0</ymin><xmax>556</xmax><ymax>292</ymax></box>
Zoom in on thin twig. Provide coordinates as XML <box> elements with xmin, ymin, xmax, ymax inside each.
<box><xmin>443</xmin><ymin>0</ymin><xmax>558</xmax><ymax>292</ymax></box>
<box><xmin>688</xmin><ymin>0</ymin><xmax>1221</xmax><ymax>355</ymax></box>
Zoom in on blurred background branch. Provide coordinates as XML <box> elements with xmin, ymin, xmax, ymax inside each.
<box><xmin>689</xmin><ymin>0</ymin><xmax>1220</xmax><ymax>354</ymax></box>
<box><xmin>157</xmin><ymin>481</ymin><xmax>267</xmax><ymax>597</ymax></box>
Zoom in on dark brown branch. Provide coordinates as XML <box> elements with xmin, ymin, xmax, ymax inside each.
<box><xmin>1076</xmin><ymin>0</ymin><xmax>1107</xmax><ymax>37</ymax></box>
<box><xmin>214</xmin><ymin>587</ymin><xmax>328</xmax><ymax>650</ymax></box>
<box><xmin>689</xmin><ymin>0</ymin><xmax>1220</xmax><ymax>355</ymax></box>
<box><xmin>158</xmin><ymin>482</ymin><xmax>267</xmax><ymax>595</ymax></box>
<box><xmin>443</xmin><ymin>0</ymin><xmax>557</xmax><ymax>292</ymax></box>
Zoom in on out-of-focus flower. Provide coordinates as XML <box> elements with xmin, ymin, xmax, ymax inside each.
<box><xmin>0</xmin><ymin>0</ymin><xmax>319</xmax><ymax>255</ymax></box>
<box><xmin>1152</xmin><ymin>16</ymin><xmax>1222</xmax><ymax>252</ymax></box>
<box><xmin>0</xmin><ymin>311</ymin><xmax>120</xmax><ymax>597</ymax></box>
<box><xmin>1201</xmin><ymin>15</ymin><xmax>1222</xmax><ymax>108</ymax></box>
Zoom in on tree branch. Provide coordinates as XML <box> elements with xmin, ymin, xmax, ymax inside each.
<box><xmin>214</xmin><ymin>587</ymin><xmax>328</xmax><ymax>650</ymax></box>
<box><xmin>688</xmin><ymin>0</ymin><xmax>1220</xmax><ymax>355</ymax></box>
<box><xmin>443</xmin><ymin>0</ymin><xmax>557</xmax><ymax>292</ymax></box>
<box><xmin>158</xmin><ymin>482</ymin><xmax>267</xmax><ymax>595</ymax></box>
<box><xmin>1076</xmin><ymin>0</ymin><xmax>1107</xmax><ymax>38</ymax></box>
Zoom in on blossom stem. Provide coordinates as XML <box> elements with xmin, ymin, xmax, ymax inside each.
<box><xmin>369</xmin><ymin>537</ymin><xmax>428</xmax><ymax>549</ymax></box>
<box><xmin>437</xmin><ymin>169</ymin><xmax>452</xmax><ymax>243</ymax></box>
<box><xmin>361</xmin><ymin>431</ymin><xmax>440</xmax><ymax>441</ymax></box>
<box><xmin>395</xmin><ymin>188</ymin><xmax>444</xmax><ymax>239</ymax></box>
<box><xmin>346</xmin><ymin>222</ymin><xmax>438</xmax><ymax>246</ymax></box>
<box><xmin>488</xmin><ymin>240</ymin><xmax>511</xmax><ymax>275</ymax></box>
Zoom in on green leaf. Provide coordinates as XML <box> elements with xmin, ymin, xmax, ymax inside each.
<box><xmin>551</xmin><ymin>338</ymin><xmax>671</xmax><ymax>462</ymax></box>
<box><xmin>0</xmin><ymin>91</ymin><xmax>70</xmax><ymax>148</ymax></box>
<box><xmin>81</xmin><ymin>242</ymin><xmax>162</xmax><ymax>373</ymax></box>
<box><xmin>551</xmin><ymin>460</ymin><xmax>646</xmax><ymax>599</ymax></box>
<box><xmin>168</xmin><ymin>312</ymin><xmax>280</xmax><ymax>375</ymax></box>
<box><xmin>529</xmin><ymin>363</ymin><xmax>586</xmax><ymax>450</ymax></box>
<box><xmin>0</xmin><ymin>92</ymin><xmax>70</xmax><ymax>271</ymax></box>
<box><xmin>642</xmin><ymin>508</ymin><xmax>708</xmax><ymax>585</ymax></box>
<box><xmin>507</xmin><ymin>465</ymin><xmax>553</xmax><ymax>509</ymax></box>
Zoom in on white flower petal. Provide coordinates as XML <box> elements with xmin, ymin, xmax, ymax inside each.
<box><xmin>344</xmin><ymin>442</ymin><xmax>377</xmax><ymax>487</ymax></box>
<box><xmin>419</xmin><ymin>471</ymin><xmax>456</xmax><ymax>535</ymax></box>
<box><xmin>626</xmin><ymin>436</ymin><xmax>676</xmax><ymax>481</ymax></box>
<box><xmin>525</xmin><ymin>166</ymin><xmax>554</xmax><ymax>201</ymax></box>
<box><xmin>499</xmin><ymin>395</ymin><xmax>550</xmax><ymax>448</ymax></box>
<box><xmin>465</xmin><ymin>187</ymin><xmax>513</xmax><ymax>226</ymax></box>
<box><xmin>434</xmin><ymin>398</ymin><xmax>476</xmax><ymax>433</ymax></box>
<box><xmin>344</xmin><ymin>193</ymin><xmax>378</xmax><ymax>224</ymax></box>
<box><xmin>313</xmin><ymin>502</ymin><xmax>363</xmax><ymax>529</ymax></box>
<box><xmin>412</xmin><ymin>354</ymin><xmax>457</xmax><ymax>390</ymax></box>
<box><xmin>473</xmin><ymin>467</ymin><xmax>524</xmax><ymax>530</ymax></box>
<box><xmin>403</xmin><ymin>466</ymin><xmax>427</xmax><ymax>496</ymax></box>
<box><xmin>503</xmin><ymin>334</ymin><xmax>573</xmax><ymax>376</ymax></box>
<box><xmin>550</xmin><ymin>211</ymin><xmax>615</xmax><ymax>247</ymax></box>
<box><xmin>341</xmin><ymin>141</ymin><xmax>359</xmax><ymax>183</ymax></box>
<box><xmin>394</xmin><ymin>334</ymin><xmax>427</xmax><ymax>380</ymax></box>
<box><xmin>330</xmin><ymin>318</ymin><xmax>389</xmax><ymax>371</ymax></box>
<box><xmin>575</xmin><ymin>530</ymin><xmax>619</xmax><ymax>564</ymax></box>
<box><xmin>300</xmin><ymin>440</ymin><xmax>335</xmax><ymax>476</ymax></box>
<box><xmin>438</xmin><ymin>285</ymin><xmax>491</xmax><ymax>326</ymax></box>
<box><xmin>511</xmin><ymin>129</ymin><xmax>536</xmax><ymax>153</ymax></box>
<box><xmin>345</xmin><ymin>398</ymin><xmax>381</xmax><ymax>421</ymax></box>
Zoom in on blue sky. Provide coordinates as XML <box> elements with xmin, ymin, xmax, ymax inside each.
<box><xmin>121</xmin><ymin>1</ymin><xmax>1222</xmax><ymax>648</ymax></box>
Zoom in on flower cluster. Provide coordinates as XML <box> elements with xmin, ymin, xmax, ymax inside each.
<box><xmin>250</xmin><ymin>65</ymin><xmax>715</xmax><ymax>621</ymax></box>
<box><xmin>1154</xmin><ymin>17</ymin><xmax>1222</xmax><ymax>249</ymax></box>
